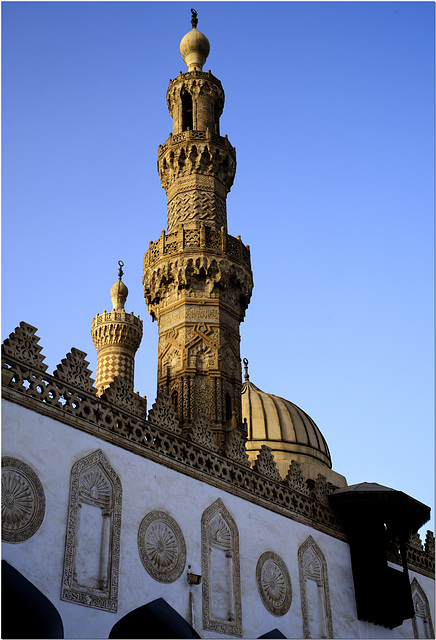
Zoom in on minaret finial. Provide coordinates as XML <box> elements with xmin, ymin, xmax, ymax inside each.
<box><xmin>118</xmin><ymin>260</ymin><xmax>124</xmax><ymax>281</ymax></box>
<box><xmin>191</xmin><ymin>8</ymin><xmax>198</xmax><ymax>29</ymax></box>
<box><xmin>243</xmin><ymin>358</ymin><xmax>249</xmax><ymax>381</ymax></box>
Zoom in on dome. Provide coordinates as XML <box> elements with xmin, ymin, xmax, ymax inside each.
<box><xmin>242</xmin><ymin>378</ymin><xmax>347</xmax><ymax>487</ymax></box>
<box><xmin>180</xmin><ymin>27</ymin><xmax>210</xmax><ymax>72</ymax></box>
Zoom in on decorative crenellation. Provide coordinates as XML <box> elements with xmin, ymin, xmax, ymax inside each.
<box><xmin>100</xmin><ymin>376</ymin><xmax>147</xmax><ymax>419</ymax></box>
<box><xmin>2</xmin><ymin>321</ymin><xmax>47</xmax><ymax>372</ymax></box>
<box><xmin>2</xmin><ymin>322</ymin><xmax>434</xmax><ymax>577</ymax></box>
<box><xmin>425</xmin><ymin>530</ymin><xmax>435</xmax><ymax>556</ymax></box>
<box><xmin>148</xmin><ymin>393</ymin><xmax>181</xmax><ymax>434</ymax></box>
<box><xmin>252</xmin><ymin>446</ymin><xmax>282</xmax><ymax>482</ymax></box>
<box><xmin>53</xmin><ymin>348</ymin><xmax>96</xmax><ymax>395</ymax></box>
<box><xmin>284</xmin><ymin>461</ymin><xmax>310</xmax><ymax>495</ymax></box>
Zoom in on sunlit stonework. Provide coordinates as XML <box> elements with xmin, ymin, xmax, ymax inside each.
<box><xmin>256</xmin><ymin>551</ymin><xmax>292</xmax><ymax>616</ymax></box>
<box><xmin>138</xmin><ymin>510</ymin><xmax>186</xmax><ymax>583</ymax></box>
<box><xmin>1</xmin><ymin>457</ymin><xmax>45</xmax><ymax>543</ymax></box>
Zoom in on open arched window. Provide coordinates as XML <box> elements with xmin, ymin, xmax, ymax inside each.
<box><xmin>225</xmin><ymin>392</ymin><xmax>232</xmax><ymax>422</ymax></box>
<box><xmin>181</xmin><ymin>91</ymin><xmax>193</xmax><ymax>131</ymax></box>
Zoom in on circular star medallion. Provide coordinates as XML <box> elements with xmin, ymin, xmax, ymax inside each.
<box><xmin>138</xmin><ymin>510</ymin><xmax>186</xmax><ymax>583</ymax></box>
<box><xmin>256</xmin><ymin>551</ymin><xmax>292</xmax><ymax>616</ymax></box>
<box><xmin>2</xmin><ymin>457</ymin><xmax>45</xmax><ymax>543</ymax></box>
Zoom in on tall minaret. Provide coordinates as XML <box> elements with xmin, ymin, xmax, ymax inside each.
<box><xmin>143</xmin><ymin>11</ymin><xmax>253</xmax><ymax>451</ymax></box>
<box><xmin>92</xmin><ymin>261</ymin><xmax>143</xmax><ymax>394</ymax></box>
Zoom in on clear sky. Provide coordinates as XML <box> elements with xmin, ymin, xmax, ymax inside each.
<box><xmin>2</xmin><ymin>2</ymin><xmax>434</xmax><ymax>535</ymax></box>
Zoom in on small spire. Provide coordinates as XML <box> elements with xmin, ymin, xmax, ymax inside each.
<box><xmin>191</xmin><ymin>8</ymin><xmax>198</xmax><ymax>29</ymax></box>
<box><xmin>118</xmin><ymin>260</ymin><xmax>124</xmax><ymax>281</ymax></box>
<box><xmin>243</xmin><ymin>358</ymin><xmax>249</xmax><ymax>381</ymax></box>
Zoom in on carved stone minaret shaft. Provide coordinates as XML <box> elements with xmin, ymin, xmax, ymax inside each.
<box><xmin>143</xmin><ymin>15</ymin><xmax>253</xmax><ymax>450</ymax></box>
<box><xmin>92</xmin><ymin>262</ymin><xmax>143</xmax><ymax>394</ymax></box>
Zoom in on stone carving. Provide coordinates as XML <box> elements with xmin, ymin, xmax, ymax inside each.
<box><xmin>101</xmin><ymin>376</ymin><xmax>147</xmax><ymax>418</ymax></box>
<box><xmin>190</xmin><ymin>413</ymin><xmax>218</xmax><ymax>451</ymax></box>
<box><xmin>201</xmin><ymin>498</ymin><xmax>242</xmax><ymax>637</ymax></box>
<box><xmin>256</xmin><ymin>551</ymin><xmax>292</xmax><ymax>617</ymax></box>
<box><xmin>148</xmin><ymin>393</ymin><xmax>181</xmax><ymax>433</ymax></box>
<box><xmin>61</xmin><ymin>449</ymin><xmax>122</xmax><ymax>612</ymax></box>
<box><xmin>53</xmin><ymin>348</ymin><xmax>96</xmax><ymax>394</ymax></box>
<box><xmin>91</xmin><ymin>308</ymin><xmax>143</xmax><ymax>393</ymax></box>
<box><xmin>3</xmin><ymin>329</ymin><xmax>434</xmax><ymax>575</ymax></box>
<box><xmin>298</xmin><ymin>536</ymin><xmax>333</xmax><ymax>639</ymax></box>
<box><xmin>411</xmin><ymin>577</ymin><xmax>434</xmax><ymax>639</ymax></box>
<box><xmin>409</xmin><ymin>532</ymin><xmax>424</xmax><ymax>550</ymax></box>
<box><xmin>312</xmin><ymin>474</ymin><xmax>334</xmax><ymax>507</ymax></box>
<box><xmin>167</xmin><ymin>189</ymin><xmax>227</xmax><ymax>232</ymax></box>
<box><xmin>425</xmin><ymin>530</ymin><xmax>435</xmax><ymax>556</ymax></box>
<box><xmin>284</xmin><ymin>461</ymin><xmax>310</xmax><ymax>495</ymax></box>
<box><xmin>2</xmin><ymin>321</ymin><xmax>47</xmax><ymax>371</ymax></box>
<box><xmin>1</xmin><ymin>457</ymin><xmax>46</xmax><ymax>543</ymax></box>
<box><xmin>226</xmin><ymin>427</ymin><xmax>250</xmax><ymax>467</ymax></box>
<box><xmin>252</xmin><ymin>446</ymin><xmax>282</xmax><ymax>482</ymax></box>
<box><xmin>138</xmin><ymin>510</ymin><xmax>186</xmax><ymax>583</ymax></box>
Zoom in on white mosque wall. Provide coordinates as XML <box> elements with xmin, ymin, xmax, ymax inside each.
<box><xmin>2</xmin><ymin>398</ymin><xmax>434</xmax><ymax>639</ymax></box>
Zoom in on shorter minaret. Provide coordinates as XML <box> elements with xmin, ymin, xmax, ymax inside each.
<box><xmin>92</xmin><ymin>261</ymin><xmax>143</xmax><ymax>395</ymax></box>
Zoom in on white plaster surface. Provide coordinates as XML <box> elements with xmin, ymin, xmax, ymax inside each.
<box><xmin>2</xmin><ymin>398</ymin><xmax>434</xmax><ymax>639</ymax></box>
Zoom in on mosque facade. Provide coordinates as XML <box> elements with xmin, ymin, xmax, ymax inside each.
<box><xmin>2</xmin><ymin>13</ymin><xmax>434</xmax><ymax>640</ymax></box>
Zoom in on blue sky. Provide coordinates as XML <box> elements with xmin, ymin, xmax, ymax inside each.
<box><xmin>2</xmin><ymin>2</ymin><xmax>434</xmax><ymax>535</ymax></box>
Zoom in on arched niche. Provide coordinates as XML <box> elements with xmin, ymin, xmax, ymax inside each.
<box><xmin>61</xmin><ymin>449</ymin><xmax>122</xmax><ymax>612</ymax></box>
<box><xmin>411</xmin><ymin>577</ymin><xmax>434</xmax><ymax>638</ymax></box>
<box><xmin>201</xmin><ymin>498</ymin><xmax>242</xmax><ymax>636</ymax></box>
<box><xmin>298</xmin><ymin>536</ymin><xmax>333</xmax><ymax>639</ymax></box>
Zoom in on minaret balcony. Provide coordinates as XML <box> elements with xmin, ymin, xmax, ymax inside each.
<box><xmin>158</xmin><ymin>130</ymin><xmax>234</xmax><ymax>158</ymax></box>
<box><xmin>144</xmin><ymin>224</ymin><xmax>251</xmax><ymax>271</ymax></box>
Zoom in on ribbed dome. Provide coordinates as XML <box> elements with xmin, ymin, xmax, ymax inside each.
<box><xmin>242</xmin><ymin>380</ymin><xmax>332</xmax><ymax>469</ymax></box>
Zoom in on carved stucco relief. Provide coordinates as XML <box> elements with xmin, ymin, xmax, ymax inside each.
<box><xmin>138</xmin><ymin>510</ymin><xmax>186</xmax><ymax>583</ymax></box>
<box><xmin>411</xmin><ymin>577</ymin><xmax>434</xmax><ymax>639</ymax></box>
<box><xmin>201</xmin><ymin>498</ymin><xmax>242</xmax><ymax>637</ymax></box>
<box><xmin>256</xmin><ymin>551</ymin><xmax>292</xmax><ymax>616</ymax></box>
<box><xmin>1</xmin><ymin>457</ymin><xmax>46</xmax><ymax>543</ymax></box>
<box><xmin>61</xmin><ymin>449</ymin><xmax>122</xmax><ymax>612</ymax></box>
<box><xmin>298</xmin><ymin>535</ymin><xmax>333</xmax><ymax>639</ymax></box>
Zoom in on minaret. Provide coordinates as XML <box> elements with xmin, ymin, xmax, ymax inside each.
<box><xmin>143</xmin><ymin>11</ymin><xmax>253</xmax><ymax>451</ymax></box>
<box><xmin>92</xmin><ymin>261</ymin><xmax>143</xmax><ymax>394</ymax></box>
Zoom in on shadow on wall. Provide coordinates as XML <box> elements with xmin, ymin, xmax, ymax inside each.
<box><xmin>109</xmin><ymin>597</ymin><xmax>201</xmax><ymax>639</ymax></box>
<box><xmin>1</xmin><ymin>560</ymin><xmax>64</xmax><ymax>639</ymax></box>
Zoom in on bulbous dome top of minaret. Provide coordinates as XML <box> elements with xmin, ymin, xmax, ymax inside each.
<box><xmin>110</xmin><ymin>261</ymin><xmax>128</xmax><ymax>311</ymax></box>
<box><xmin>180</xmin><ymin>9</ymin><xmax>210</xmax><ymax>72</ymax></box>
